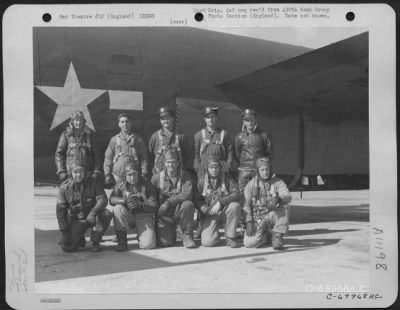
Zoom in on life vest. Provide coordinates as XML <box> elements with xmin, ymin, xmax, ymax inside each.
<box><xmin>159</xmin><ymin>170</ymin><xmax>182</xmax><ymax>202</ymax></box>
<box><xmin>201</xmin><ymin>173</ymin><xmax>228</xmax><ymax>198</ymax></box>
<box><xmin>113</xmin><ymin>134</ymin><xmax>138</xmax><ymax>164</ymax></box>
<box><xmin>250</xmin><ymin>177</ymin><xmax>277</xmax><ymax>223</ymax></box>
<box><xmin>66</xmin><ymin>129</ymin><xmax>91</xmax><ymax>155</ymax></box>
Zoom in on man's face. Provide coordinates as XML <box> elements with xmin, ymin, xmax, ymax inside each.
<box><xmin>118</xmin><ymin>117</ymin><xmax>131</xmax><ymax>133</ymax></box>
<box><xmin>72</xmin><ymin>118</ymin><xmax>84</xmax><ymax>130</ymax></box>
<box><xmin>258</xmin><ymin>165</ymin><xmax>271</xmax><ymax>180</ymax></box>
<box><xmin>207</xmin><ymin>164</ymin><xmax>220</xmax><ymax>178</ymax></box>
<box><xmin>243</xmin><ymin>117</ymin><xmax>257</xmax><ymax>131</ymax></box>
<box><xmin>165</xmin><ymin>159</ymin><xmax>178</xmax><ymax>175</ymax></box>
<box><xmin>126</xmin><ymin>170</ymin><xmax>139</xmax><ymax>185</ymax></box>
<box><xmin>71</xmin><ymin>167</ymin><xmax>85</xmax><ymax>183</ymax></box>
<box><xmin>160</xmin><ymin>115</ymin><xmax>174</xmax><ymax>130</ymax></box>
<box><xmin>204</xmin><ymin>113</ymin><xmax>218</xmax><ymax>128</ymax></box>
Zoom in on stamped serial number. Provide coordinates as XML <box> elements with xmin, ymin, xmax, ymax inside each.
<box><xmin>40</xmin><ymin>298</ymin><xmax>61</xmax><ymax>303</ymax></box>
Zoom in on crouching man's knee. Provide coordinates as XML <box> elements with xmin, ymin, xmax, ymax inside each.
<box><xmin>226</xmin><ymin>202</ymin><xmax>242</xmax><ymax>214</ymax></box>
<box><xmin>136</xmin><ymin>214</ymin><xmax>157</xmax><ymax>249</ymax></box>
<box><xmin>180</xmin><ymin>200</ymin><xmax>195</xmax><ymax>211</ymax></box>
<box><xmin>113</xmin><ymin>204</ymin><xmax>128</xmax><ymax>217</ymax></box>
<box><xmin>138</xmin><ymin>233</ymin><xmax>156</xmax><ymax>249</ymax></box>
<box><xmin>243</xmin><ymin>235</ymin><xmax>259</xmax><ymax>248</ymax></box>
<box><xmin>201</xmin><ymin>234</ymin><xmax>219</xmax><ymax>247</ymax></box>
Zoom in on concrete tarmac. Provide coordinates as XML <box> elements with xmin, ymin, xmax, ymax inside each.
<box><xmin>34</xmin><ymin>188</ymin><xmax>369</xmax><ymax>294</ymax></box>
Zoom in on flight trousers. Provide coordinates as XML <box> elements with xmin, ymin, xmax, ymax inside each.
<box><xmin>200</xmin><ymin>202</ymin><xmax>242</xmax><ymax>247</ymax></box>
<box><xmin>113</xmin><ymin>204</ymin><xmax>156</xmax><ymax>249</ymax></box>
<box><xmin>244</xmin><ymin>205</ymin><xmax>290</xmax><ymax>248</ymax></box>
<box><xmin>157</xmin><ymin>200</ymin><xmax>195</xmax><ymax>247</ymax></box>
<box><xmin>62</xmin><ymin>209</ymin><xmax>112</xmax><ymax>251</ymax></box>
<box><xmin>238</xmin><ymin>169</ymin><xmax>257</xmax><ymax>194</ymax></box>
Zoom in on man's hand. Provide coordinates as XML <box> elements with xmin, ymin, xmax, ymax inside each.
<box><xmin>72</xmin><ymin>203</ymin><xmax>85</xmax><ymax>220</ymax></box>
<box><xmin>126</xmin><ymin>196</ymin><xmax>139</xmax><ymax>212</ymax></box>
<box><xmin>158</xmin><ymin>201</ymin><xmax>170</xmax><ymax>217</ymax></box>
<box><xmin>208</xmin><ymin>201</ymin><xmax>222</xmax><ymax>216</ymax></box>
<box><xmin>59</xmin><ymin>172</ymin><xmax>68</xmax><ymax>182</ymax></box>
<box><xmin>71</xmin><ymin>202</ymin><xmax>82</xmax><ymax>213</ymax></box>
<box><xmin>246</xmin><ymin>221</ymin><xmax>257</xmax><ymax>237</ymax></box>
<box><xmin>265</xmin><ymin>196</ymin><xmax>280</xmax><ymax>212</ymax></box>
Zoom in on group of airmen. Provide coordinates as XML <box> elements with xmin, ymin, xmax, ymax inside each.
<box><xmin>55</xmin><ymin>106</ymin><xmax>291</xmax><ymax>253</ymax></box>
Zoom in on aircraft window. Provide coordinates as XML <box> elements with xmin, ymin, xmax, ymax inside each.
<box><xmin>112</xmin><ymin>55</ymin><xmax>136</xmax><ymax>65</ymax></box>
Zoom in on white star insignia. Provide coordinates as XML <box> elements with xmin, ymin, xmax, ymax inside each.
<box><xmin>36</xmin><ymin>63</ymin><xmax>106</xmax><ymax>131</ymax></box>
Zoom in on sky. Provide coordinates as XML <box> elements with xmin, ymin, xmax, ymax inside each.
<box><xmin>198</xmin><ymin>27</ymin><xmax>367</xmax><ymax>49</ymax></box>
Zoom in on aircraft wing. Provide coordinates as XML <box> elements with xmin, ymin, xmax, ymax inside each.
<box><xmin>217</xmin><ymin>32</ymin><xmax>368</xmax><ymax>125</ymax></box>
<box><xmin>216</xmin><ymin>32</ymin><xmax>369</xmax><ymax>177</ymax></box>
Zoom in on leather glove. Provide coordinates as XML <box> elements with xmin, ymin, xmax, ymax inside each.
<box><xmin>266</xmin><ymin>196</ymin><xmax>280</xmax><ymax>212</ymax></box>
<box><xmin>72</xmin><ymin>202</ymin><xmax>85</xmax><ymax>221</ymax></box>
<box><xmin>71</xmin><ymin>202</ymin><xmax>82</xmax><ymax>213</ymax></box>
<box><xmin>246</xmin><ymin>221</ymin><xmax>256</xmax><ymax>237</ymax></box>
<box><xmin>205</xmin><ymin>195</ymin><xmax>213</xmax><ymax>205</ymax></box>
<box><xmin>158</xmin><ymin>201</ymin><xmax>170</xmax><ymax>217</ymax></box>
<box><xmin>59</xmin><ymin>172</ymin><xmax>68</xmax><ymax>182</ymax></box>
<box><xmin>105</xmin><ymin>174</ymin><xmax>115</xmax><ymax>186</ymax></box>
<box><xmin>126</xmin><ymin>196</ymin><xmax>139</xmax><ymax>212</ymax></box>
<box><xmin>86</xmin><ymin>213</ymin><xmax>96</xmax><ymax>227</ymax></box>
<box><xmin>208</xmin><ymin>201</ymin><xmax>222</xmax><ymax>216</ymax></box>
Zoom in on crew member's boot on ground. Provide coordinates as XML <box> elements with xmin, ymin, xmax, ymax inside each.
<box><xmin>92</xmin><ymin>241</ymin><xmax>101</xmax><ymax>252</ymax></box>
<box><xmin>116</xmin><ymin>231</ymin><xmax>128</xmax><ymax>251</ymax></box>
<box><xmin>182</xmin><ymin>233</ymin><xmax>196</xmax><ymax>248</ymax></box>
<box><xmin>272</xmin><ymin>232</ymin><xmax>284</xmax><ymax>250</ymax></box>
<box><xmin>79</xmin><ymin>236</ymin><xmax>86</xmax><ymax>248</ymax></box>
<box><xmin>226</xmin><ymin>237</ymin><xmax>240</xmax><ymax>248</ymax></box>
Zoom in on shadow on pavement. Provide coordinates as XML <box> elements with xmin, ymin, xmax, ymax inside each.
<box><xmin>35</xmin><ymin>227</ymin><xmax>341</xmax><ymax>283</ymax></box>
<box><xmin>288</xmin><ymin>228</ymin><xmax>359</xmax><ymax>237</ymax></box>
<box><xmin>283</xmin><ymin>237</ymin><xmax>340</xmax><ymax>249</ymax></box>
<box><xmin>35</xmin><ymin>199</ymin><xmax>368</xmax><ymax>283</ymax></box>
<box><xmin>289</xmin><ymin>204</ymin><xmax>369</xmax><ymax>224</ymax></box>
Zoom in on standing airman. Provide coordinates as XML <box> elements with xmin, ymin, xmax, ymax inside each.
<box><xmin>104</xmin><ymin>113</ymin><xmax>149</xmax><ymax>187</ymax></box>
<box><xmin>193</xmin><ymin>107</ymin><xmax>233</xmax><ymax>178</ymax></box>
<box><xmin>148</xmin><ymin>107</ymin><xmax>191</xmax><ymax>175</ymax></box>
<box><xmin>234</xmin><ymin>109</ymin><xmax>273</xmax><ymax>193</ymax></box>
<box><xmin>55</xmin><ymin>110</ymin><xmax>102</xmax><ymax>182</ymax></box>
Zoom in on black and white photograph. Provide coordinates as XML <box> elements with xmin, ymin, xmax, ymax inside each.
<box><xmin>3</xmin><ymin>4</ymin><xmax>397</xmax><ymax>309</ymax></box>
